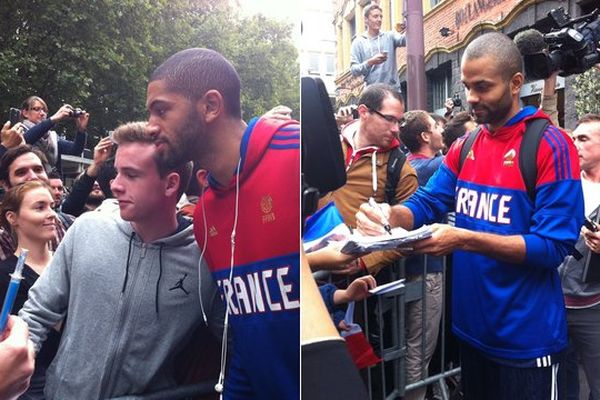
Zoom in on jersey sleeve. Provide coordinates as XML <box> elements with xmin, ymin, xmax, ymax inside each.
<box><xmin>522</xmin><ymin>125</ymin><xmax>584</xmax><ymax>269</ymax></box>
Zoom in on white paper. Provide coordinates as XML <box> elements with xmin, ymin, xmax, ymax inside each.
<box><xmin>340</xmin><ymin>225</ymin><xmax>433</xmax><ymax>255</ymax></box>
<box><xmin>369</xmin><ymin>279</ymin><xmax>405</xmax><ymax>295</ymax></box>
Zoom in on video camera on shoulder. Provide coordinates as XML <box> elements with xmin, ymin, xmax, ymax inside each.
<box><xmin>514</xmin><ymin>7</ymin><xmax>600</xmax><ymax>80</ymax></box>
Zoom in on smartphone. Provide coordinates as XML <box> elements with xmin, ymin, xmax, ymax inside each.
<box><xmin>107</xmin><ymin>130</ymin><xmax>115</xmax><ymax>143</ymax></box>
<box><xmin>584</xmin><ymin>218</ymin><xmax>598</xmax><ymax>232</ymax></box>
<box><xmin>8</xmin><ymin>108</ymin><xmax>20</xmax><ymax>126</ymax></box>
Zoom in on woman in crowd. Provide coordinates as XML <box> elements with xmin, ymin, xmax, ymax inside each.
<box><xmin>19</xmin><ymin>96</ymin><xmax>88</xmax><ymax>175</ymax></box>
<box><xmin>0</xmin><ymin>181</ymin><xmax>60</xmax><ymax>399</ymax></box>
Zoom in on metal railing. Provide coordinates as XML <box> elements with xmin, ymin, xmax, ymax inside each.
<box><xmin>362</xmin><ymin>256</ymin><xmax>462</xmax><ymax>400</ymax></box>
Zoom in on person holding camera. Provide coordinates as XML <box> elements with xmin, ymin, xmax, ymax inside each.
<box><xmin>350</xmin><ymin>4</ymin><xmax>406</xmax><ymax>90</ymax></box>
<box><xmin>19</xmin><ymin>96</ymin><xmax>88</xmax><ymax>175</ymax></box>
<box><xmin>558</xmin><ymin>114</ymin><xmax>600</xmax><ymax>400</ymax></box>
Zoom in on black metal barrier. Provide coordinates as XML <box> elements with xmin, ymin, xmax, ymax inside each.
<box><xmin>360</xmin><ymin>256</ymin><xmax>462</xmax><ymax>400</ymax></box>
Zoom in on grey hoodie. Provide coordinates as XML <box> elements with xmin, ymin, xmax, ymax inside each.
<box><xmin>350</xmin><ymin>30</ymin><xmax>406</xmax><ymax>89</ymax></box>
<box><xmin>19</xmin><ymin>212</ymin><xmax>224</xmax><ymax>399</ymax></box>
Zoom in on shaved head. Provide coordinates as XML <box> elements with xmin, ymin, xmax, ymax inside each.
<box><xmin>462</xmin><ymin>32</ymin><xmax>523</xmax><ymax>81</ymax></box>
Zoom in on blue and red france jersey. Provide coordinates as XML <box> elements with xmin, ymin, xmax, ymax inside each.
<box><xmin>194</xmin><ymin>117</ymin><xmax>300</xmax><ymax>399</ymax></box>
<box><xmin>405</xmin><ymin>107</ymin><xmax>584</xmax><ymax>360</ymax></box>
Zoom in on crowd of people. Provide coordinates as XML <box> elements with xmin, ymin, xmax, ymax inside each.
<box><xmin>0</xmin><ymin>48</ymin><xmax>300</xmax><ymax>400</ymax></box>
<box><xmin>304</xmin><ymin>18</ymin><xmax>600</xmax><ymax>400</ymax></box>
<box><xmin>0</xmin><ymin>6</ymin><xmax>598</xmax><ymax>400</ymax></box>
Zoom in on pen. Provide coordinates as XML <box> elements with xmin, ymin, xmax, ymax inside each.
<box><xmin>368</xmin><ymin>197</ymin><xmax>393</xmax><ymax>235</ymax></box>
<box><xmin>0</xmin><ymin>249</ymin><xmax>28</xmax><ymax>336</ymax></box>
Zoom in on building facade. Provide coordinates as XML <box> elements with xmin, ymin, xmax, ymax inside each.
<box><xmin>301</xmin><ymin>0</ymin><xmax>338</xmax><ymax>101</ymax></box>
<box><xmin>334</xmin><ymin>0</ymin><xmax>598</xmax><ymax>129</ymax></box>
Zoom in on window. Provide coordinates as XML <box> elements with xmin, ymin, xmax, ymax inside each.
<box><xmin>308</xmin><ymin>53</ymin><xmax>320</xmax><ymax>74</ymax></box>
<box><xmin>430</xmin><ymin>0</ymin><xmax>443</xmax><ymax>7</ymax></box>
<box><xmin>428</xmin><ymin>64</ymin><xmax>451</xmax><ymax>111</ymax></box>
<box><xmin>324</xmin><ymin>55</ymin><xmax>335</xmax><ymax>75</ymax></box>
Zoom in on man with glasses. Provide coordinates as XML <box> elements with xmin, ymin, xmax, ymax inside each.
<box><xmin>318</xmin><ymin>83</ymin><xmax>418</xmax><ymax>276</ymax></box>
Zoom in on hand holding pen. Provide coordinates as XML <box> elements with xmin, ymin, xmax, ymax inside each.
<box><xmin>367</xmin><ymin>198</ymin><xmax>393</xmax><ymax>235</ymax></box>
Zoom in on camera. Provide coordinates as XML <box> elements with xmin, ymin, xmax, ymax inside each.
<box><xmin>451</xmin><ymin>93</ymin><xmax>462</xmax><ymax>108</ymax></box>
<box><xmin>69</xmin><ymin>107</ymin><xmax>86</xmax><ymax>118</ymax></box>
<box><xmin>516</xmin><ymin>7</ymin><xmax>600</xmax><ymax>80</ymax></box>
<box><xmin>8</xmin><ymin>108</ymin><xmax>21</xmax><ymax>126</ymax></box>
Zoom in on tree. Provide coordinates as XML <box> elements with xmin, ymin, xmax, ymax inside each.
<box><xmin>575</xmin><ymin>67</ymin><xmax>600</xmax><ymax>117</ymax></box>
<box><xmin>0</xmin><ymin>0</ymin><xmax>298</xmax><ymax>148</ymax></box>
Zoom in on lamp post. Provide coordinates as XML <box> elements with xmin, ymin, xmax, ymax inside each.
<box><xmin>405</xmin><ymin>0</ymin><xmax>426</xmax><ymax>110</ymax></box>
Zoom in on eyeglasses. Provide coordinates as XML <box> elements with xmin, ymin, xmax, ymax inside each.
<box><xmin>29</xmin><ymin>107</ymin><xmax>47</xmax><ymax>113</ymax></box>
<box><xmin>368</xmin><ymin>107</ymin><xmax>402</xmax><ymax>126</ymax></box>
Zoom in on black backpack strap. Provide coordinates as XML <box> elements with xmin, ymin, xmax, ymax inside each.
<box><xmin>384</xmin><ymin>147</ymin><xmax>406</xmax><ymax>205</ymax></box>
<box><xmin>518</xmin><ymin>118</ymin><xmax>549</xmax><ymax>202</ymax></box>
<box><xmin>458</xmin><ymin>127</ymin><xmax>482</xmax><ymax>172</ymax></box>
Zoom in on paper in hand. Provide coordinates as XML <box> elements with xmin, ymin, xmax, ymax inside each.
<box><xmin>340</xmin><ymin>225</ymin><xmax>433</xmax><ymax>255</ymax></box>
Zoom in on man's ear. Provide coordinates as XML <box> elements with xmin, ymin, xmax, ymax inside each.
<box><xmin>196</xmin><ymin>90</ymin><xmax>224</xmax><ymax>124</ymax></box>
<box><xmin>419</xmin><ymin>131</ymin><xmax>430</xmax><ymax>144</ymax></box>
<box><xmin>510</xmin><ymin>72</ymin><xmax>524</xmax><ymax>95</ymax></box>
<box><xmin>165</xmin><ymin>172</ymin><xmax>181</xmax><ymax>198</ymax></box>
<box><xmin>357</xmin><ymin>104</ymin><xmax>369</xmax><ymax>119</ymax></box>
<box><xmin>5</xmin><ymin>211</ymin><xmax>17</xmax><ymax>227</ymax></box>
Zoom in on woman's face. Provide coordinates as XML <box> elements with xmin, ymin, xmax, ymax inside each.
<box><xmin>22</xmin><ymin>100</ymin><xmax>48</xmax><ymax>124</ymax></box>
<box><xmin>12</xmin><ymin>187</ymin><xmax>57</xmax><ymax>243</ymax></box>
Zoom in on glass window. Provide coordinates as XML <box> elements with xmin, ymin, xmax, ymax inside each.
<box><xmin>429</xmin><ymin>68</ymin><xmax>451</xmax><ymax>111</ymax></box>
<box><xmin>324</xmin><ymin>55</ymin><xmax>335</xmax><ymax>75</ymax></box>
<box><xmin>308</xmin><ymin>53</ymin><xmax>320</xmax><ymax>73</ymax></box>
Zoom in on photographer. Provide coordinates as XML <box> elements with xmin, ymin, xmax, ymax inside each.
<box><xmin>19</xmin><ymin>96</ymin><xmax>88</xmax><ymax>175</ymax></box>
<box><xmin>61</xmin><ymin>136</ymin><xmax>113</xmax><ymax>217</ymax></box>
<box><xmin>0</xmin><ymin>121</ymin><xmax>25</xmax><ymax>157</ymax></box>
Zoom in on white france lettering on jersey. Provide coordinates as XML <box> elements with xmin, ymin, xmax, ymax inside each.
<box><xmin>217</xmin><ymin>265</ymin><xmax>300</xmax><ymax>316</ymax></box>
<box><xmin>456</xmin><ymin>187</ymin><xmax>512</xmax><ymax>224</ymax></box>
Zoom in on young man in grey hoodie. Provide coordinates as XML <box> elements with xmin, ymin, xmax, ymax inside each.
<box><xmin>19</xmin><ymin>121</ymin><xmax>225</xmax><ymax>399</ymax></box>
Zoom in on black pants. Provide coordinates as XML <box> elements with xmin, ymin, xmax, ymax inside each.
<box><xmin>460</xmin><ymin>341</ymin><xmax>565</xmax><ymax>400</ymax></box>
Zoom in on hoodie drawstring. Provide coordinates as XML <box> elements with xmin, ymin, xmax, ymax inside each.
<box><xmin>371</xmin><ymin>151</ymin><xmax>378</xmax><ymax>194</ymax></box>
<box><xmin>122</xmin><ymin>232</ymin><xmax>135</xmax><ymax>293</ymax></box>
<box><xmin>155</xmin><ymin>244</ymin><xmax>164</xmax><ymax>315</ymax></box>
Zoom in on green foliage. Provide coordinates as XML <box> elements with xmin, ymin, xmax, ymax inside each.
<box><xmin>0</xmin><ymin>0</ymin><xmax>298</xmax><ymax>148</ymax></box>
<box><xmin>574</xmin><ymin>68</ymin><xmax>600</xmax><ymax>117</ymax></box>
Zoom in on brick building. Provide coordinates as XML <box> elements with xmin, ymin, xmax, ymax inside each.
<box><xmin>333</xmin><ymin>0</ymin><xmax>598</xmax><ymax>129</ymax></box>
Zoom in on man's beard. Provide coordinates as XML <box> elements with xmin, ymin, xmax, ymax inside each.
<box><xmin>159</xmin><ymin>110</ymin><xmax>205</xmax><ymax>166</ymax></box>
<box><xmin>469</xmin><ymin>92</ymin><xmax>513</xmax><ymax>127</ymax></box>
<box><xmin>86</xmin><ymin>192</ymin><xmax>105</xmax><ymax>207</ymax></box>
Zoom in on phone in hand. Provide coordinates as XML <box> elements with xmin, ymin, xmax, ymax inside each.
<box><xmin>584</xmin><ymin>218</ymin><xmax>598</xmax><ymax>232</ymax></box>
<box><xmin>8</xmin><ymin>108</ymin><xmax>20</xmax><ymax>126</ymax></box>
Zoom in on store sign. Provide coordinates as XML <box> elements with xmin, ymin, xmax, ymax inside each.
<box><xmin>520</xmin><ymin>76</ymin><xmax>565</xmax><ymax>98</ymax></box>
<box><xmin>455</xmin><ymin>0</ymin><xmax>507</xmax><ymax>29</ymax></box>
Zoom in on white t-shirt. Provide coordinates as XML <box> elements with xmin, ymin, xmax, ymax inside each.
<box><xmin>581</xmin><ymin>174</ymin><xmax>600</xmax><ymax>217</ymax></box>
